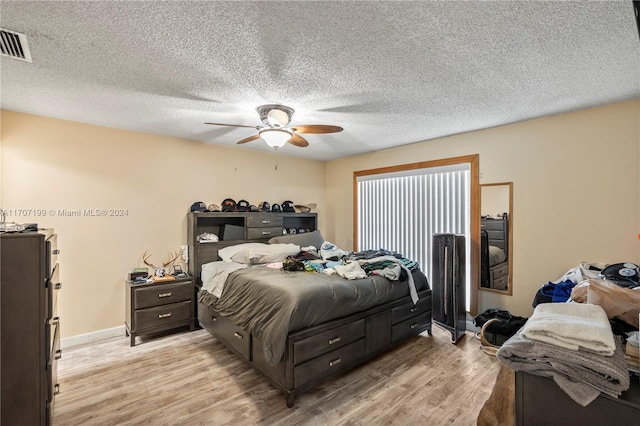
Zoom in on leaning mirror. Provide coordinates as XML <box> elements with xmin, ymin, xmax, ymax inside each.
<box><xmin>479</xmin><ymin>182</ymin><xmax>513</xmax><ymax>295</ymax></box>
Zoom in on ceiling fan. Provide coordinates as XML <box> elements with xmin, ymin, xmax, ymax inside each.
<box><xmin>205</xmin><ymin>104</ymin><xmax>343</xmax><ymax>149</ymax></box>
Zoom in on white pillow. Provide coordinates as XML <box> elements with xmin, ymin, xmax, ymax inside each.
<box><xmin>218</xmin><ymin>243</ymin><xmax>268</xmax><ymax>262</ymax></box>
<box><xmin>221</xmin><ymin>243</ymin><xmax>300</xmax><ymax>264</ymax></box>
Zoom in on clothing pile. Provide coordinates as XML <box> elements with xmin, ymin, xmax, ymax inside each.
<box><xmin>496</xmin><ymin>303</ymin><xmax>630</xmax><ymax>406</ymax></box>
<box><xmin>283</xmin><ymin>245</ymin><xmax>421</xmax><ymax>304</ymax></box>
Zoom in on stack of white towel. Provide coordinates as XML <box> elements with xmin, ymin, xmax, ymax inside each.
<box><xmin>497</xmin><ymin>303</ymin><xmax>630</xmax><ymax>406</ymax></box>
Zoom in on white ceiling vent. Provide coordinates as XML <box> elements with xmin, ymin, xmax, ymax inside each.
<box><xmin>0</xmin><ymin>28</ymin><xmax>32</xmax><ymax>62</ymax></box>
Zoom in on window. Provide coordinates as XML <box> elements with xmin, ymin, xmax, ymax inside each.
<box><xmin>354</xmin><ymin>155</ymin><xmax>480</xmax><ymax>313</ymax></box>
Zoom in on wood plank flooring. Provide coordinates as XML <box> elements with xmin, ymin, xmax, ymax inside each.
<box><xmin>53</xmin><ymin>326</ymin><xmax>501</xmax><ymax>425</ymax></box>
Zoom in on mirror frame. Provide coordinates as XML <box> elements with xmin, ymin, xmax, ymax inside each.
<box><xmin>479</xmin><ymin>182</ymin><xmax>513</xmax><ymax>295</ymax></box>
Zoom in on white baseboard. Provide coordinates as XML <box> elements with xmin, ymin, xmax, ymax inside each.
<box><xmin>61</xmin><ymin>325</ymin><xmax>125</xmax><ymax>349</ymax></box>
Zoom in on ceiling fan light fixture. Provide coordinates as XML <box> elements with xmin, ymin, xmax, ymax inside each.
<box><xmin>259</xmin><ymin>129</ymin><xmax>291</xmax><ymax>148</ymax></box>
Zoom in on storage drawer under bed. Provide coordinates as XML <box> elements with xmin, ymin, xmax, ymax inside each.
<box><xmin>391</xmin><ymin>292</ymin><xmax>432</xmax><ymax>324</ymax></box>
<box><xmin>294</xmin><ymin>339</ymin><xmax>365</xmax><ymax>388</ymax></box>
<box><xmin>200</xmin><ymin>307</ymin><xmax>251</xmax><ymax>359</ymax></box>
<box><xmin>391</xmin><ymin>311</ymin><xmax>431</xmax><ymax>343</ymax></box>
<box><xmin>293</xmin><ymin>319</ymin><xmax>365</xmax><ymax>365</ymax></box>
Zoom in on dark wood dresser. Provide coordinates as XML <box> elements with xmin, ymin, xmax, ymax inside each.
<box><xmin>515</xmin><ymin>371</ymin><xmax>640</xmax><ymax>425</ymax></box>
<box><xmin>1</xmin><ymin>230</ymin><xmax>61</xmax><ymax>426</ymax></box>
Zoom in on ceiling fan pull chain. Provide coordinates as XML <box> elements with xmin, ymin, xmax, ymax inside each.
<box><xmin>275</xmin><ymin>150</ymin><xmax>279</xmax><ymax>171</ymax></box>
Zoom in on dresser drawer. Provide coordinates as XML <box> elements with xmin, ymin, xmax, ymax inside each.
<box><xmin>482</xmin><ymin>220</ymin><xmax>507</xmax><ymax>231</ymax></box>
<box><xmin>294</xmin><ymin>339</ymin><xmax>365</xmax><ymax>388</ymax></box>
<box><xmin>246</xmin><ymin>227</ymin><xmax>283</xmax><ymax>240</ymax></box>
<box><xmin>134</xmin><ymin>300</ymin><xmax>192</xmax><ymax>330</ymax></box>
<box><xmin>246</xmin><ymin>215</ymin><xmax>283</xmax><ymax>228</ymax></box>
<box><xmin>135</xmin><ymin>281</ymin><xmax>192</xmax><ymax>309</ymax></box>
<box><xmin>391</xmin><ymin>293</ymin><xmax>431</xmax><ymax>325</ymax></box>
<box><xmin>391</xmin><ymin>311</ymin><xmax>430</xmax><ymax>343</ymax></box>
<box><xmin>293</xmin><ymin>319</ymin><xmax>365</xmax><ymax>365</ymax></box>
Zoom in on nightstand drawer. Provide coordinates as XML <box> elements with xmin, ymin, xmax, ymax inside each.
<box><xmin>134</xmin><ymin>301</ymin><xmax>192</xmax><ymax>330</ymax></box>
<box><xmin>246</xmin><ymin>227</ymin><xmax>283</xmax><ymax>240</ymax></box>
<box><xmin>491</xmin><ymin>274</ymin><xmax>509</xmax><ymax>290</ymax></box>
<box><xmin>135</xmin><ymin>281</ymin><xmax>192</xmax><ymax>309</ymax></box>
<box><xmin>246</xmin><ymin>216</ymin><xmax>283</xmax><ymax>228</ymax></box>
<box><xmin>491</xmin><ymin>263</ymin><xmax>509</xmax><ymax>279</ymax></box>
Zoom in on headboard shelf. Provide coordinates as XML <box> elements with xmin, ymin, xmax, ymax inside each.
<box><xmin>187</xmin><ymin>212</ymin><xmax>318</xmax><ymax>285</ymax></box>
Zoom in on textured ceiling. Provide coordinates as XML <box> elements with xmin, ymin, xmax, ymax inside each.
<box><xmin>1</xmin><ymin>1</ymin><xmax>639</xmax><ymax>161</ymax></box>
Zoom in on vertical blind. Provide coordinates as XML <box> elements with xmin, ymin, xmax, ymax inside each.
<box><xmin>357</xmin><ymin>164</ymin><xmax>471</xmax><ymax>309</ymax></box>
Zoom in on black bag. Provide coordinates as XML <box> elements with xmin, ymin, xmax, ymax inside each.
<box><xmin>474</xmin><ymin>309</ymin><xmax>527</xmax><ymax>346</ymax></box>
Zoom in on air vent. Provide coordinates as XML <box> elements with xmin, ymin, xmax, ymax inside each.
<box><xmin>0</xmin><ymin>28</ymin><xmax>32</xmax><ymax>62</ymax></box>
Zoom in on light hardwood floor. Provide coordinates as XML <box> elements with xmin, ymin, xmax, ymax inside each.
<box><xmin>53</xmin><ymin>326</ymin><xmax>501</xmax><ymax>425</ymax></box>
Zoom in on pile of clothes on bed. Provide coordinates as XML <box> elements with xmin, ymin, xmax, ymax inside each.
<box><xmin>496</xmin><ymin>302</ymin><xmax>630</xmax><ymax>406</ymax></box>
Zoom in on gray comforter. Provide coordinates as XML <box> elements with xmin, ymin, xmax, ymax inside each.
<box><xmin>199</xmin><ymin>267</ymin><xmax>428</xmax><ymax>366</ymax></box>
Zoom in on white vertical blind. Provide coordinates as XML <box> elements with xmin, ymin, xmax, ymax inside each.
<box><xmin>357</xmin><ymin>165</ymin><xmax>471</xmax><ymax>309</ymax></box>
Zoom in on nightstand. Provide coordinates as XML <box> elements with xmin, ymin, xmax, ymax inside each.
<box><xmin>125</xmin><ymin>276</ymin><xmax>195</xmax><ymax>346</ymax></box>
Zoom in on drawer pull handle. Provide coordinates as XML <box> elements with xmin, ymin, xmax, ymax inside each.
<box><xmin>158</xmin><ymin>292</ymin><xmax>172</xmax><ymax>298</ymax></box>
<box><xmin>410</xmin><ymin>307</ymin><xmax>417</xmax><ymax>313</ymax></box>
<box><xmin>410</xmin><ymin>323</ymin><xmax>419</xmax><ymax>329</ymax></box>
<box><xmin>261</xmin><ymin>231</ymin><xmax>271</xmax><ymax>235</ymax></box>
<box><xmin>328</xmin><ymin>337</ymin><xmax>341</xmax><ymax>345</ymax></box>
<box><xmin>329</xmin><ymin>358</ymin><xmax>342</xmax><ymax>367</ymax></box>
<box><xmin>234</xmin><ymin>332</ymin><xmax>243</xmax><ymax>340</ymax></box>
<box><xmin>55</xmin><ymin>349</ymin><xmax>62</xmax><ymax>360</ymax></box>
<box><xmin>158</xmin><ymin>313</ymin><xmax>172</xmax><ymax>319</ymax></box>
<box><xmin>54</xmin><ymin>383</ymin><xmax>60</xmax><ymax>395</ymax></box>
<box><xmin>261</xmin><ymin>220</ymin><xmax>271</xmax><ymax>224</ymax></box>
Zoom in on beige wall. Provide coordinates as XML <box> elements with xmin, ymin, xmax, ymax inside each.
<box><xmin>2</xmin><ymin>100</ymin><xmax>639</xmax><ymax>338</ymax></box>
<box><xmin>325</xmin><ymin>99</ymin><xmax>640</xmax><ymax>318</ymax></box>
<box><xmin>0</xmin><ymin>111</ymin><xmax>326</xmax><ymax>338</ymax></box>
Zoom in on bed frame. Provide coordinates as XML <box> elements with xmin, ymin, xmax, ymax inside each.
<box><xmin>481</xmin><ymin>217</ymin><xmax>509</xmax><ymax>290</ymax></box>
<box><xmin>194</xmin><ymin>244</ymin><xmax>432</xmax><ymax>407</ymax></box>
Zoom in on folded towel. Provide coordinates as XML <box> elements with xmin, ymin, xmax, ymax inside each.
<box><xmin>497</xmin><ymin>330</ymin><xmax>630</xmax><ymax>406</ymax></box>
<box><xmin>521</xmin><ymin>303</ymin><xmax>615</xmax><ymax>355</ymax></box>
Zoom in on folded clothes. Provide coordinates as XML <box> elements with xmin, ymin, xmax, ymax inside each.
<box><xmin>521</xmin><ymin>303</ymin><xmax>616</xmax><ymax>356</ymax></box>
<box><xmin>334</xmin><ymin>261</ymin><xmax>367</xmax><ymax>280</ymax></box>
<box><xmin>497</xmin><ymin>330</ymin><xmax>630</xmax><ymax>406</ymax></box>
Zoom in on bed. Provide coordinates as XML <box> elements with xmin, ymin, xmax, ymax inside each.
<box><xmin>481</xmin><ymin>217</ymin><xmax>509</xmax><ymax>291</ymax></box>
<box><xmin>194</xmin><ymin>230</ymin><xmax>432</xmax><ymax>407</ymax></box>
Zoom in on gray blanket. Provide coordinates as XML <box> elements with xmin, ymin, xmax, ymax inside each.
<box><xmin>496</xmin><ymin>329</ymin><xmax>630</xmax><ymax>406</ymax></box>
<box><xmin>199</xmin><ymin>267</ymin><xmax>428</xmax><ymax>366</ymax></box>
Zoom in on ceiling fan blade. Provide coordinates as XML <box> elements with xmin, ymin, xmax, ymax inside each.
<box><xmin>205</xmin><ymin>122</ymin><xmax>259</xmax><ymax>129</ymax></box>
<box><xmin>288</xmin><ymin>134</ymin><xmax>309</xmax><ymax>147</ymax></box>
<box><xmin>290</xmin><ymin>125</ymin><xmax>343</xmax><ymax>134</ymax></box>
<box><xmin>236</xmin><ymin>134</ymin><xmax>261</xmax><ymax>144</ymax></box>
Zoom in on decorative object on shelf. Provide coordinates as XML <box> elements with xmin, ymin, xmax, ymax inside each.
<box><xmin>204</xmin><ymin>104</ymin><xmax>343</xmax><ymax>150</ymax></box>
<box><xmin>142</xmin><ymin>250</ymin><xmax>181</xmax><ymax>281</ymax></box>
<box><xmin>294</xmin><ymin>203</ymin><xmax>317</xmax><ymax>213</ymax></box>
<box><xmin>190</xmin><ymin>201</ymin><xmax>207</xmax><ymax>212</ymax></box>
